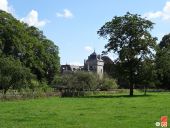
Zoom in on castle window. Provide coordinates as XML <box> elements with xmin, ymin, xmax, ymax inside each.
<box><xmin>90</xmin><ymin>66</ymin><xmax>93</xmax><ymax>70</ymax></box>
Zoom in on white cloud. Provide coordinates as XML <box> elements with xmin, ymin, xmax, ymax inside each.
<box><xmin>144</xmin><ymin>1</ymin><xmax>170</xmax><ymax>20</ymax></box>
<box><xmin>0</xmin><ymin>1</ymin><xmax>46</xmax><ymax>27</ymax></box>
<box><xmin>21</xmin><ymin>10</ymin><xmax>47</xmax><ymax>27</ymax></box>
<box><xmin>84</xmin><ymin>46</ymin><xmax>93</xmax><ymax>52</ymax></box>
<box><xmin>56</xmin><ymin>9</ymin><xmax>73</xmax><ymax>19</ymax></box>
<box><xmin>144</xmin><ymin>11</ymin><xmax>163</xmax><ymax>19</ymax></box>
<box><xmin>0</xmin><ymin>0</ymin><xmax>14</xmax><ymax>13</ymax></box>
<box><xmin>163</xmin><ymin>1</ymin><xmax>170</xmax><ymax>12</ymax></box>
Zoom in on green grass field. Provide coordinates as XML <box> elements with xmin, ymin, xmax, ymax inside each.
<box><xmin>0</xmin><ymin>92</ymin><xmax>169</xmax><ymax>128</ymax></box>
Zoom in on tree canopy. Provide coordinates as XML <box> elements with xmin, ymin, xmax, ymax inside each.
<box><xmin>98</xmin><ymin>12</ymin><xmax>157</xmax><ymax>96</ymax></box>
<box><xmin>159</xmin><ymin>33</ymin><xmax>170</xmax><ymax>48</ymax></box>
<box><xmin>156</xmin><ymin>34</ymin><xmax>170</xmax><ymax>88</ymax></box>
<box><xmin>0</xmin><ymin>10</ymin><xmax>60</xmax><ymax>92</ymax></box>
<box><xmin>0</xmin><ymin>56</ymin><xmax>34</xmax><ymax>93</ymax></box>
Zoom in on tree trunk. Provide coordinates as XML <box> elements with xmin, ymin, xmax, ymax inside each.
<box><xmin>129</xmin><ymin>66</ymin><xmax>134</xmax><ymax>96</ymax></box>
<box><xmin>129</xmin><ymin>83</ymin><xmax>133</xmax><ymax>96</ymax></box>
<box><xmin>3</xmin><ymin>89</ymin><xmax>8</xmax><ymax>99</ymax></box>
<box><xmin>144</xmin><ymin>85</ymin><xmax>147</xmax><ymax>95</ymax></box>
<box><xmin>4</xmin><ymin>89</ymin><xmax>8</xmax><ymax>95</ymax></box>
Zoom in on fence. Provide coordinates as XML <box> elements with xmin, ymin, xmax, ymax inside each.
<box><xmin>0</xmin><ymin>89</ymin><xmax>60</xmax><ymax>100</ymax></box>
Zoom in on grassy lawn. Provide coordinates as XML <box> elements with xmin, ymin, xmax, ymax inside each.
<box><xmin>0</xmin><ymin>92</ymin><xmax>169</xmax><ymax>128</ymax></box>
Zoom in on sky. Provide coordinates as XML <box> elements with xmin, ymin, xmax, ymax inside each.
<box><xmin>1</xmin><ymin>0</ymin><xmax>170</xmax><ymax>65</ymax></box>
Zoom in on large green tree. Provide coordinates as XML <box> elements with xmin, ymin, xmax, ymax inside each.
<box><xmin>0</xmin><ymin>10</ymin><xmax>60</xmax><ymax>85</ymax></box>
<box><xmin>98</xmin><ymin>12</ymin><xmax>157</xmax><ymax>96</ymax></box>
<box><xmin>156</xmin><ymin>34</ymin><xmax>170</xmax><ymax>88</ymax></box>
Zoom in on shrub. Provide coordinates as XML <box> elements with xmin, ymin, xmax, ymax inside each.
<box><xmin>0</xmin><ymin>56</ymin><xmax>34</xmax><ymax>94</ymax></box>
<box><xmin>52</xmin><ymin>71</ymin><xmax>99</xmax><ymax>96</ymax></box>
<box><xmin>29</xmin><ymin>79</ymin><xmax>40</xmax><ymax>90</ymax></box>
<box><xmin>98</xmin><ymin>77</ymin><xmax>118</xmax><ymax>91</ymax></box>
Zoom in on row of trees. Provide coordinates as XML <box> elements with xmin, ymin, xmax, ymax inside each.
<box><xmin>98</xmin><ymin>12</ymin><xmax>170</xmax><ymax>96</ymax></box>
<box><xmin>0</xmin><ymin>10</ymin><xmax>60</xmax><ymax>94</ymax></box>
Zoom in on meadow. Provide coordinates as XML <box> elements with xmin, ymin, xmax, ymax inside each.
<box><xmin>0</xmin><ymin>92</ymin><xmax>169</xmax><ymax>128</ymax></box>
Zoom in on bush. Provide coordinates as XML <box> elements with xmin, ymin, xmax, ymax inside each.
<box><xmin>29</xmin><ymin>79</ymin><xmax>40</xmax><ymax>90</ymax></box>
<box><xmin>0</xmin><ymin>56</ymin><xmax>34</xmax><ymax>94</ymax></box>
<box><xmin>98</xmin><ymin>77</ymin><xmax>118</xmax><ymax>91</ymax></box>
<box><xmin>52</xmin><ymin>71</ymin><xmax>99</xmax><ymax>96</ymax></box>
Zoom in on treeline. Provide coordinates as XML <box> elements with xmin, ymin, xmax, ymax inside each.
<box><xmin>1</xmin><ymin>10</ymin><xmax>170</xmax><ymax>96</ymax></box>
<box><xmin>106</xmin><ymin>33</ymin><xmax>170</xmax><ymax>89</ymax></box>
<box><xmin>0</xmin><ymin>10</ymin><xmax>60</xmax><ymax>94</ymax></box>
<box><xmin>52</xmin><ymin>72</ymin><xmax>117</xmax><ymax>97</ymax></box>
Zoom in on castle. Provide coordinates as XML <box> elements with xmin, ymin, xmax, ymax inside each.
<box><xmin>61</xmin><ymin>51</ymin><xmax>104</xmax><ymax>78</ymax></box>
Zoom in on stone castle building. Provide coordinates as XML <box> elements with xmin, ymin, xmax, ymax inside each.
<box><xmin>61</xmin><ymin>51</ymin><xmax>104</xmax><ymax>78</ymax></box>
<box><xmin>84</xmin><ymin>51</ymin><xmax>104</xmax><ymax>78</ymax></box>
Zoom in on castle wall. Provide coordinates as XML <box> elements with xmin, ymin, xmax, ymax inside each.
<box><xmin>61</xmin><ymin>52</ymin><xmax>104</xmax><ymax>79</ymax></box>
<box><xmin>97</xmin><ymin>61</ymin><xmax>104</xmax><ymax>79</ymax></box>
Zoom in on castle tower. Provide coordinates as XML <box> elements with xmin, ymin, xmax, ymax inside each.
<box><xmin>84</xmin><ymin>51</ymin><xmax>104</xmax><ymax>79</ymax></box>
